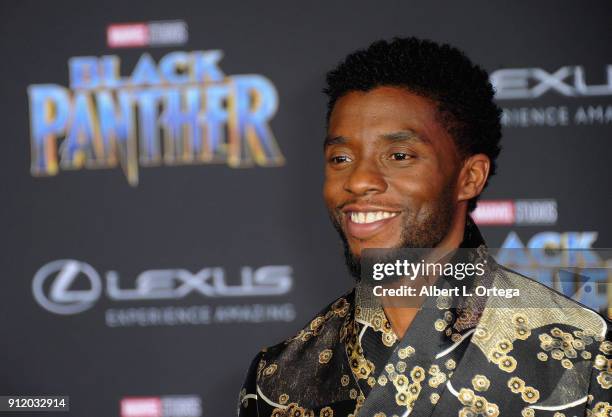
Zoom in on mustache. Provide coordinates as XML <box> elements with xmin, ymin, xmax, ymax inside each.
<box><xmin>336</xmin><ymin>199</ymin><xmax>405</xmax><ymax>211</ymax></box>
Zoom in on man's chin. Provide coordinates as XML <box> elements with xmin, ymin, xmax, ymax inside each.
<box><xmin>346</xmin><ymin>238</ymin><xmax>400</xmax><ymax>258</ymax></box>
<box><xmin>330</xmin><ymin>218</ymin><xmax>400</xmax><ymax>280</ymax></box>
<box><xmin>345</xmin><ymin>242</ymin><xmax>397</xmax><ymax>282</ymax></box>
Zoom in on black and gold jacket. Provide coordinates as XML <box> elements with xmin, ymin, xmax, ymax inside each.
<box><xmin>238</xmin><ymin>223</ymin><xmax>611</xmax><ymax>417</ymax></box>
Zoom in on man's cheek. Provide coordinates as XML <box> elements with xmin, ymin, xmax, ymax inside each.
<box><xmin>323</xmin><ymin>184</ymin><xmax>345</xmax><ymax>210</ymax></box>
<box><xmin>393</xmin><ymin>173</ymin><xmax>439</xmax><ymax>195</ymax></box>
<box><xmin>322</xmin><ymin>185</ymin><xmax>336</xmax><ymax>210</ymax></box>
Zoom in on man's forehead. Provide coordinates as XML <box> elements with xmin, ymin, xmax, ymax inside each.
<box><xmin>327</xmin><ymin>88</ymin><xmax>453</xmax><ymax>150</ymax></box>
<box><xmin>330</xmin><ymin>88</ymin><xmax>440</xmax><ymax>126</ymax></box>
<box><xmin>331</xmin><ymin>86</ymin><xmax>437</xmax><ymax>115</ymax></box>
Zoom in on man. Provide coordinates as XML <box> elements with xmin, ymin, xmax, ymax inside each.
<box><xmin>237</xmin><ymin>38</ymin><xmax>611</xmax><ymax>417</ymax></box>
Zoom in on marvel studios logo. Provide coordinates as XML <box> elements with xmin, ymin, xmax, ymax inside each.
<box><xmin>120</xmin><ymin>396</ymin><xmax>201</xmax><ymax>417</ymax></box>
<box><xmin>472</xmin><ymin>199</ymin><xmax>558</xmax><ymax>226</ymax></box>
<box><xmin>107</xmin><ymin>20</ymin><xmax>188</xmax><ymax>48</ymax></box>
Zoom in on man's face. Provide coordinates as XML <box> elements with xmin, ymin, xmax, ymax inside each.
<box><xmin>324</xmin><ymin>86</ymin><xmax>462</xmax><ymax>277</ymax></box>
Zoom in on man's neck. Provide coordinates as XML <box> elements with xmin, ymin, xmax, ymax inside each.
<box><xmin>383</xmin><ymin>207</ymin><xmax>468</xmax><ymax>339</ymax></box>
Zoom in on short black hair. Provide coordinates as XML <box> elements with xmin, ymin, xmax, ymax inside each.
<box><xmin>323</xmin><ymin>37</ymin><xmax>502</xmax><ymax>212</ymax></box>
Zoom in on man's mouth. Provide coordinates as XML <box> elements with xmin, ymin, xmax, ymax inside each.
<box><xmin>348</xmin><ymin>211</ymin><xmax>399</xmax><ymax>224</ymax></box>
<box><xmin>341</xmin><ymin>205</ymin><xmax>401</xmax><ymax>240</ymax></box>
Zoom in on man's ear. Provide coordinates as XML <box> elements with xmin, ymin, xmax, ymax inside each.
<box><xmin>457</xmin><ymin>154</ymin><xmax>490</xmax><ymax>203</ymax></box>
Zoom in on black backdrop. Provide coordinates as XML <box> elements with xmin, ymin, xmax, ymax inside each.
<box><xmin>1</xmin><ymin>1</ymin><xmax>611</xmax><ymax>416</ymax></box>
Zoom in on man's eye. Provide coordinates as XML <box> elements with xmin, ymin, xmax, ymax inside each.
<box><xmin>390</xmin><ymin>152</ymin><xmax>412</xmax><ymax>161</ymax></box>
<box><xmin>329</xmin><ymin>155</ymin><xmax>351</xmax><ymax>164</ymax></box>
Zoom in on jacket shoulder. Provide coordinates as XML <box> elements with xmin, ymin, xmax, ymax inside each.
<box><xmin>247</xmin><ymin>290</ymin><xmax>355</xmax><ymax>410</ymax></box>
<box><xmin>259</xmin><ymin>289</ymin><xmax>354</xmax><ymax>361</ymax></box>
<box><xmin>475</xmin><ymin>264</ymin><xmax>608</xmax><ymax>352</ymax></box>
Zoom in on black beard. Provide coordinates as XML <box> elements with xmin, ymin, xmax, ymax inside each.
<box><xmin>329</xmin><ymin>182</ymin><xmax>456</xmax><ymax>281</ymax></box>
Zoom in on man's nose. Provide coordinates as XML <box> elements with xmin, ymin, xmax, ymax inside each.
<box><xmin>343</xmin><ymin>159</ymin><xmax>387</xmax><ymax>195</ymax></box>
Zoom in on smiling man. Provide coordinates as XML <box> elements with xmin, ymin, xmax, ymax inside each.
<box><xmin>238</xmin><ymin>38</ymin><xmax>610</xmax><ymax>417</ymax></box>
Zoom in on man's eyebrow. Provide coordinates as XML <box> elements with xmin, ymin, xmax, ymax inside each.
<box><xmin>323</xmin><ymin>135</ymin><xmax>347</xmax><ymax>149</ymax></box>
<box><xmin>380</xmin><ymin>130</ymin><xmax>429</xmax><ymax>144</ymax></box>
<box><xmin>323</xmin><ymin>131</ymin><xmax>428</xmax><ymax>149</ymax></box>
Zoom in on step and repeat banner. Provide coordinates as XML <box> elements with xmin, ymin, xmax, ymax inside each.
<box><xmin>1</xmin><ymin>1</ymin><xmax>610</xmax><ymax>416</ymax></box>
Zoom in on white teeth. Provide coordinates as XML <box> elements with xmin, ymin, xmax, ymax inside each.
<box><xmin>349</xmin><ymin>211</ymin><xmax>398</xmax><ymax>224</ymax></box>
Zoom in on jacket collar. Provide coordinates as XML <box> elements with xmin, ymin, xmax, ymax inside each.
<box><xmin>354</xmin><ymin>215</ymin><xmax>490</xmax><ymax>333</ymax></box>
